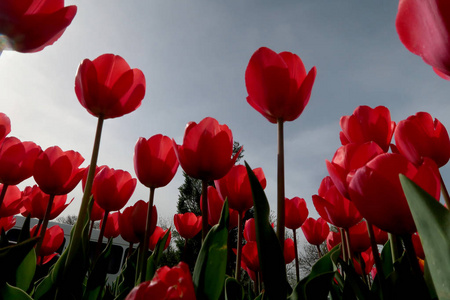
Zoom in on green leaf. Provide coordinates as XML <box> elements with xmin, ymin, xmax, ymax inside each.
<box><xmin>0</xmin><ymin>283</ymin><xmax>33</xmax><ymax>300</ymax></box>
<box><xmin>400</xmin><ymin>175</ymin><xmax>450</xmax><ymax>299</ymax></box>
<box><xmin>146</xmin><ymin>228</ymin><xmax>171</xmax><ymax>281</ymax></box>
<box><xmin>0</xmin><ymin>237</ymin><xmax>38</xmax><ymax>285</ymax></box>
<box><xmin>113</xmin><ymin>248</ymin><xmax>138</xmax><ymax>298</ymax></box>
<box><xmin>245</xmin><ymin>161</ymin><xmax>287</xmax><ymax>300</ymax></box>
<box><xmin>83</xmin><ymin>238</ymin><xmax>113</xmax><ymax>299</ymax></box>
<box><xmin>225</xmin><ymin>277</ymin><xmax>245</xmax><ymax>300</ymax></box>
<box><xmin>193</xmin><ymin>199</ymin><xmax>229</xmax><ymax>300</ymax></box>
<box><xmin>15</xmin><ymin>248</ymin><xmax>36</xmax><ymax>292</ymax></box>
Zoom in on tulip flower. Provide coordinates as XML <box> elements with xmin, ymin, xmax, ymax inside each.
<box><xmin>0</xmin><ymin>184</ymin><xmax>21</xmax><ymax>218</ymax></box>
<box><xmin>340</xmin><ymin>105</ymin><xmax>395</xmax><ymax>152</ymax></box>
<box><xmin>75</xmin><ymin>54</ymin><xmax>146</xmax><ymax>119</ymax></box>
<box><xmin>126</xmin><ymin>262</ymin><xmax>196</xmax><ymax>300</ymax></box>
<box><xmin>412</xmin><ymin>233</ymin><xmax>425</xmax><ymax>260</ymax></box>
<box><xmin>353</xmin><ymin>249</ymin><xmax>375</xmax><ymax>278</ymax></box>
<box><xmin>372</xmin><ymin>225</ymin><xmax>388</xmax><ymax>245</ymax></box>
<box><xmin>131</xmin><ymin>200</ymin><xmax>157</xmax><ymax>242</ymax></box>
<box><xmin>148</xmin><ymin>226</ymin><xmax>171</xmax><ymax>251</ymax></box>
<box><xmin>173</xmin><ymin>117</ymin><xmax>241</xmax><ymax>242</ymax></box>
<box><xmin>313</xmin><ymin>176</ymin><xmax>362</xmax><ymax>229</ymax></box>
<box><xmin>326</xmin><ymin>230</ymin><xmax>341</xmax><ymax>251</ymax></box>
<box><xmin>200</xmin><ymin>186</ymin><xmax>239</xmax><ymax>229</ymax></box>
<box><xmin>0</xmin><ymin>215</ymin><xmax>15</xmax><ymax>232</ymax></box>
<box><xmin>395</xmin><ymin>112</ymin><xmax>450</xmax><ymax>168</ymax></box>
<box><xmin>244</xmin><ymin>218</ymin><xmax>256</xmax><ymax>242</ymax></box>
<box><xmin>348</xmin><ymin>221</ymin><xmax>371</xmax><ymax>254</ymax></box>
<box><xmin>0</xmin><ymin>113</ymin><xmax>11</xmax><ymax>143</ymax></box>
<box><xmin>245</xmin><ymin>47</ymin><xmax>317</xmax><ymax>252</ymax></box>
<box><xmin>31</xmin><ymin>225</ymin><xmax>64</xmax><ymax>265</ymax></box>
<box><xmin>0</xmin><ymin>0</ymin><xmax>77</xmax><ymax>53</ymax></box>
<box><xmin>348</xmin><ymin>154</ymin><xmax>440</xmax><ymax>235</ymax></box>
<box><xmin>21</xmin><ymin>185</ymin><xmax>72</xmax><ymax>221</ymax></box>
<box><xmin>326</xmin><ymin>142</ymin><xmax>384</xmax><ymax>198</ymax></box>
<box><xmin>301</xmin><ymin>217</ymin><xmax>329</xmax><ymax>247</ymax></box>
<box><xmin>174</xmin><ymin>212</ymin><xmax>202</xmax><ymax>240</ymax></box>
<box><xmin>242</xmin><ymin>241</ymin><xmax>260</xmax><ymax>273</ymax></box>
<box><xmin>284</xmin><ymin>238</ymin><xmax>296</xmax><ymax>264</ymax></box>
<box><xmin>101</xmin><ymin>211</ymin><xmax>120</xmax><ymax>239</ymax></box>
<box><xmin>119</xmin><ymin>206</ymin><xmax>140</xmax><ymax>245</ymax></box>
<box><xmin>396</xmin><ymin>0</ymin><xmax>450</xmax><ymax>79</ymax></box>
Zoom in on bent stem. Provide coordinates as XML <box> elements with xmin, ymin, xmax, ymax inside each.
<box><xmin>35</xmin><ymin>194</ymin><xmax>55</xmax><ymax>256</ymax></box>
<box><xmin>235</xmin><ymin>211</ymin><xmax>243</xmax><ymax>282</ymax></box>
<box><xmin>139</xmin><ymin>186</ymin><xmax>156</xmax><ymax>283</ymax></box>
<box><xmin>276</xmin><ymin>119</ymin><xmax>285</xmax><ymax>252</ymax></box>
<box><xmin>201</xmin><ymin>179</ymin><xmax>208</xmax><ymax>241</ymax></box>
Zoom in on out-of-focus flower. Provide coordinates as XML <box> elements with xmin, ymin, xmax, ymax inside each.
<box><xmin>301</xmin><ymin>217</ymin><xmax>330</xmax><ymax>246</ymax></box>
<box><xmin>326</xmin><ymin>142</ymin><xmax>383</xmax><ymax>198</ymax></box>
<box><xmin>245</xmin><ymin>47</ymin><xmax>317</xmax><ymax>123</ymax></box>
<box><xmin>75</xmin><ymin>54</ymin><xmax>146</xmax><ymax>119</ymax></box>
<box><xmin>31</xmin><ymin>225</ymin><xmax>64</xmax><ymax>264</ymax></box>
<box><xmin>326</xmin><ymin>230</ymin><xmax>341</xmax><ymax>251</ymax></box>
<box><xmin>130</xmin><ymin>200</ymin><xmax>157</xmax><ymax>242</ymax></box>
<box><xmin>0</xmin><ymin>113</ymin><xmax>11</xmax><ymax>143</ymax></box>
<box><xmin>284</xmin><ymin>238</ymin><xmax>296</xmax><ymax>264</ymax></box>
<box><xmin>174</xmin><ymin>212</ymin><xmax>202</xmax><ymax>240</ymax></box>
<box><xmin>396</xmin><ymin>0</ymin><xmax>450</xmax><ymax>79</ymax></box>
<box><xmin>242</xmin><ymin>241</ymin><xmax>260</xmax><ymax>272</ymax></box>
<box><xmin>0</xmin><ymin>184</ymin><xmax>22</xmax><ymax>218</ymax></box>
<box><xmin>0</xmin><ymin>0</ymin><xmax>77</xmax><ymax>53</ymax></box>
<box><xmin>134</xmin><ymin>135</ymin><xmax>179</xmax><ymax>188</ymax></box>
<box><xmin>173</xmin><ymin>117</ymin><xmax>241</xmax><ymax>181</ymax></box>
<box><xmin>148</xmin><ymin>226</ymin><xmax>171</xmax><ymax>251</ymax></box>
<box><xmin>33</xmin><ymin>146</ymin><xmax>85</xmax><ymax>196</ymax></box>
<box><xmin>101</xmin><ymin>211</ymin><xmax>120</xmax><ymax>239</ymax></box>
<box><xmin>353</xmin><ymin>249</ymin><xmax>375</xmax><ymax>277</ymax></box>
<box><xmin>349</xmin><ymin>153</ymin><xmax>440</xmax><ymax>234</ymax></box>
<box><xmin>348</xmin><ymin>221</ymin><xmax>371</xmax><ymax>253</ymax></box>
<box><xmin>126</xmin><ymin>262</ymin><xmax>196</xmax><ymax>300</ymax></box>
<box><xmin>215</xmin><ymin>165</ymin><xmax>266</xmax><ymax>214</ymax></box>
<box><xmin>0</xmin><ymin>215</ymin><xmax>15</xmax><ymax>232</ymax></box>
<box><xmin>312</xmin><ymin>177</ymin><xmax>362</xmax><ymax>229</ymax></box>
<box><xmin>200</xmin><ymin>186</ymin><xmax>239</xmax><ymax>229</ymax></box>
<box><xmin>244</xmin><ymin>218</ymin><xmax>256</xmax><ymax>242</ymax></box>
<box><xmin>372</xmin><ymin>225</ymin><xmax>388</xmax><ymax>245</ymax></box>
<box><xmin>340</xmin><ymin>105</ymin><xmax>395</xmax><ymax>152</ymax></box>
<box><xmin>285</xmin><ymin>197</ymin><xmax>308</xmax><ymax>230</ymax></box>
<box><xmin>20</xmin><ymin>185</ymin><xmax>72</xmax><ymax>220</ymax></box>
<box><xmin>395</xmin><ymin>112</ymin><xmax>450</xmax><ymax>167</ymax></box>
<box><xmin>119</xmin><ymin>206</ymin><xmax>139</xmax><ymax>244</ymax></box>
<box><xmin>92</xmin><ymin>166</ymin><xmax>136</xmax><ymax>212</ymax></box>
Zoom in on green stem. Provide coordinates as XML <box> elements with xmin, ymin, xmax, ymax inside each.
<box><xmin>293</xmin><ymin>228</ymin><xmax>300</xmax><ymax>282</ymax></box>
<box><xmin>235</xmin><ymin>212</ymin><xmax>243</xmax><ymax>282</ymax></box>
<box><xmin>276</xmin><ymin>119</ymin><xmax>285</xmax><ymax>252</ymax></box>
<box><xmin>366</xmin><ymin>221</ymin><xmax>387</xmax><ymax>296</ymax></box>
<box><xmin>139</xmin><ymin>186</ymin><xmax>155</xmax><ymax>283</ymax></box>
<box><xmin>340</xmin><ymin>228</ymin><xmax>348</xmax><ymax>263</ymax></box>
<box><xmin>440</xmin><ymin>173</ymin><xmax>450</xmax><ymax>208</ymax></box>
<box><xmin>201</xmin><ymin>179</ymin><xmax>208</xmax><ymax>241</ymax></box>
<box><xmin>95</xmin><ymin>210</ymin><xmax>109</xmax><ymax>259</ymax></box>
<box><xmin>389</xmin><ymin>233</ymin><xmax>401</xmax><ymax>264</ymax></box>
<box><xmin>344</xmin><ymin>228</ymin><xmax>353</xmax><ymax>262</ymax></box>
<box><xmin>35</xmin><ymin>194</ymin><xmax>55</xmax><ymax>256</ymax></box>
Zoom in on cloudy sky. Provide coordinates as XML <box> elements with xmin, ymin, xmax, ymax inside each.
<box><xmin>1</xmin><ymin>0</ymin><xmax>450</xmax><ymax>225</ymax></box>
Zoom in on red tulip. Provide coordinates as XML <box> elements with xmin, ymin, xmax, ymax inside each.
<box><xmin>200</xmin><ymin>186</ymin><xmax>239</xmax><ymax>229</ymax></box>
<box><xmin>31</xmin><ymin>225</ymin><xmax>64</xmax><ymax>264</ymax></box>
<box><xmin>0</xmin><ymin>113</ymin><xmax>11</xmax><ymax>143</ymax></box>
<box><xmin>412</xmin><ymin>233</ymin><xmax>425</xmax><ymax>260</ymax></box>
<box><xmin>131</xmin><ymin>200</ymin><xmax>157</xmax><ymax>241</ymax></box>
<box><xmin>348</xmin><ymin>221</ymin><xmax>371</xmax><ymax>253</ymax></box>
<box><xmin>174</xmin><ymin>212</ymin><xmax>202</xmax><ymax>240</ymax></box>
<box><xmin>0</xmin><ymin>216</ymin><xmax>15</xmax><ymax>232</ymax></box>
<box><xmin>148</xmin><ymin>226</ymin><xmax>171</xmax><ymax>251</ymax></box>
<box><xmin>372</xmin><ymin>225</ymin><xmax>388</xmax><ymax>245</ymax></box>
<box><xmin>134</xmin><ymin>135</ymin><xmax>179</xmax><ymax>189</ymax></box>
<box><xmin>348</xmin><ymin>153</ymin><xmax>440</xmax><ymax>234</ymax></box>
<box><xmin>0</xmin><ymin>184</ymin><xmax>21</xmax><ymax>218</ymax></box>
<box><xmin>92</xmin><ymin>166</ymin><xmax>136</xmax><ymax>212</ymax></box>
<box><xmin>326</xmin><ymin>142</ymin><xmax>384</xmax><ymax>198</ymax></box>
<box><xmin>284</xmin><ymin>238</ymin><xmax>296</xmax><ymax>264</ymax></box>
<box><xmin>396</xmin><ymin>0</ymin><xmax>450</xmax><ymax>79</ymax></box>
<box><xmin>0</xmin><ymin>0</ymin><xmax>77</xmax><ymax>53</ymax></box>
<box><xmin>395</xmin><ymin>112</ymin><xmax>450</xmax><ymax>168</ymax></box>
<box><xmin>101</xmin><ymin>211</ymin><xmax>120</xmax><ymax>239</ymax></box>
<box><xmin>90</xmin><ymin>200</ymin><xmax>105</xmax><ymax>222</ymax></box>
<box><xmin>313</xmin><ymin>176</ymin><xmax>362</xmax><ymax>229</ymax></box>
<box><xmin>326</xmin><ymin>230</ymin><xmax>341</xmax><ymax>251</ymax></box>
<box><xmin>301</xmin><ymin>217</ymin><xmax>329</xmax><ymax>246</ymax></box>
<box><xmin>285</xmin><ymin>197</ymin><xmax>308</xmax><ymax>230</ymax></box>
<box><xmin>119</xmin><ymin>206</ymin><xmax>140</xmax><ymax>244</ymax></box>
<box><xmin>353</xmin><ymin>249</ymin><xmax>375</xmax><ymax>277</ymax></box>
<box><xmin>241</xmin><ymin>241</ymin><xmax>260</xmax><ymax>272</ymax></box>
<box><xmin>33</xmin><ymin>146</ymin><xmax>85</xmax><ymax>195</ymax></box>
<box><xmin>241</xmin><ymin>260</ymin><xmax>258</xmax><ymax>282</ymax></box>
<box><xmin>0</xmin><ymin>137</ymin><xmax>41</xmax><ymax>185</ymax></box>
<box><xmin>215</xmin><ymin>165</ymin><xmax>266</xmax><ymax>214</ymax></box>
<box><xmin>75</xmin><ymin>54</ymin><xmax>146</xmax><ymax>119</ymax></box>
<box><xmin>245</xmin><ymin>47</ymin><xmax>317</xmax><ymax>123</ymax></box>
<box><xmin>126</xmin><ymin>262</ymin><xmax>195</xmax><ymax>300</ymax></box>
<box><xmin>340</xmin><ymin>105</ymin><xmax>395</xmax><ymax>152</ymax></box>
<box><xmin>20</xmin><ymin>185</ymin><xmax>72</xmax><ymax>220</ymax></box>
<box><xmin>244</xmin><ymin>218</ymin><xmax>256</xmax><ymax>242</ymax></box>
<box><xmin>173</xmin><ymin>117</ymin><xmax>241</xmax><ymax>181</ymax></box>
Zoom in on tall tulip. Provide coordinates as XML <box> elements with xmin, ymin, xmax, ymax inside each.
<box><xmin>0</xmin><ymin>0</ymin><xmax>77</xmax><ymax>53</ymax></box>
<box><xmin>396</xmin><ymin>0</ymin><xmax>450</xmax><ymax>79</ymax></box>
<box><xmin>173</xmin><ymin>117</ymin><xmax>241</xmax><ymax>241</ymax></box>
<box><xmin>340</xmin><ymin>105</ymin><xmax>395</xmax><ymax>152</ymax></box>
<box><xmin>245</xmin><ymin>47</ymin><xmax>317</xmax><ymax>250</ymax></box>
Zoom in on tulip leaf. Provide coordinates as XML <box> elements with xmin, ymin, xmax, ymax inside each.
<box><xmin>83</xmin><ymin>238</ymin><xmax>113</xmax><ymax>299</ymax></box>
<box><xmin>245</xmin><ymin>161</ymin><xmax>287</xmax><ymax>300</ymax></box>
<box><xmin>193</xmin><ymin>199</ymin><xmax>229</xmax><ymax>300</ymax></box>
<box><xmin>225</xmin><ymin>277</ymin><xmax>245</xmax><ymax>300</ymax></box>
<box><xmin>400</xmin><ymin>175</ymin><xmax>450</xmax><ymax>300</ymax></box>
<box><xmin>0</xmin><ymin>283</ymin><xmax>33</xmax><ymax>300</ymax></box>
<box><xmin>15</xmin><ymin>248</ymin><xmax>36</xmax><ymax>292</ymax></box>
<box><xmin>113</xmin><ymin>248</ymin><xmax>138</xmax><ymax>298</ymax></box>
<box><xmin>146</xmin><ymin>228</ymin><xmax>171</xmax><ymax>281</ymax></box>
<box><xmin>0</xmin><ymin>237</ymin><xmax>38</xmax><ymax>285</ymax></box>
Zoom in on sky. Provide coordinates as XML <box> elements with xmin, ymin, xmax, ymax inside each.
<box><xmin>1</xmin><ymin>0</ymin><xmax>450</xmax><ymax>227</ymax></box>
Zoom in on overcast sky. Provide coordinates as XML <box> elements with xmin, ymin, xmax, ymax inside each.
<box><xmin>1</xmin><ymin>0</ymin><xmax>450</xmax><ymax>225</ymax></box>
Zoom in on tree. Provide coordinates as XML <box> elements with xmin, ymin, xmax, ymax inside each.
<box><xmin>56</xmin><ymin>214</ymin><xmax>78</xmax><ymax>225</ymax></box>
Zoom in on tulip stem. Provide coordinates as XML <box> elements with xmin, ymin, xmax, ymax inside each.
<box><xmin>96</xmin><ymin>210</ymin><xmax>109</xmax><ymax>259</ymax></box>
<box><xmin>316</xmin><ymin>245</ymin><xmax>322</xmax><ymax>258</ymax></box>
<box><xmin>0</xmin><ymin>184</ymin><xmax>8</xmax><ymax>210</ymax></box>
<box><xmin>276</xmin><ymin>119</ymin><xmax>285</xmax><ymax>252</ymax></box>
<box><xmin>388</xmin><ymin>233</ymin><xmax>401</xmax><ymax>264</ymax></box>
<box><xmin>440</xmin><ymin>173</ymin><xmax>450</xmax><ymax>208</ymax></box>
<box><xmin>293</xmin><ymin>228</ymin><xmax>300</xmax><ymax>281</ymax></box>
<box><xmin>201</xmin><ymin>180</ymin><xmax>208</xmax><ymax>241</ymax></box>
<box><xmin>139</xmin><ymin>186</ymin><xmax>156</xmax><ymax>283</ymax></box>
<box><xmin>340</xmin><ymin>228</ymin><xmax>348</xmax><ymax>263</ymax></box>
<box><xmin>366</xmin><ymin>221</ymin><xmax>387</xmax><ymax>295</ymax></box>
<box><xmin>343</xmin><ymin>228</ymin><xmax>353</xmax><ymax>262</ymax></box>
<box><xmin>235</xmin><ymin>211</ymin><xmax>243</xmax><ymax>282</ymax></box>
<box><xmin>35</xmin><ymin>194</ymin><xmax>55</xmax><ymax>257</ymax></box>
